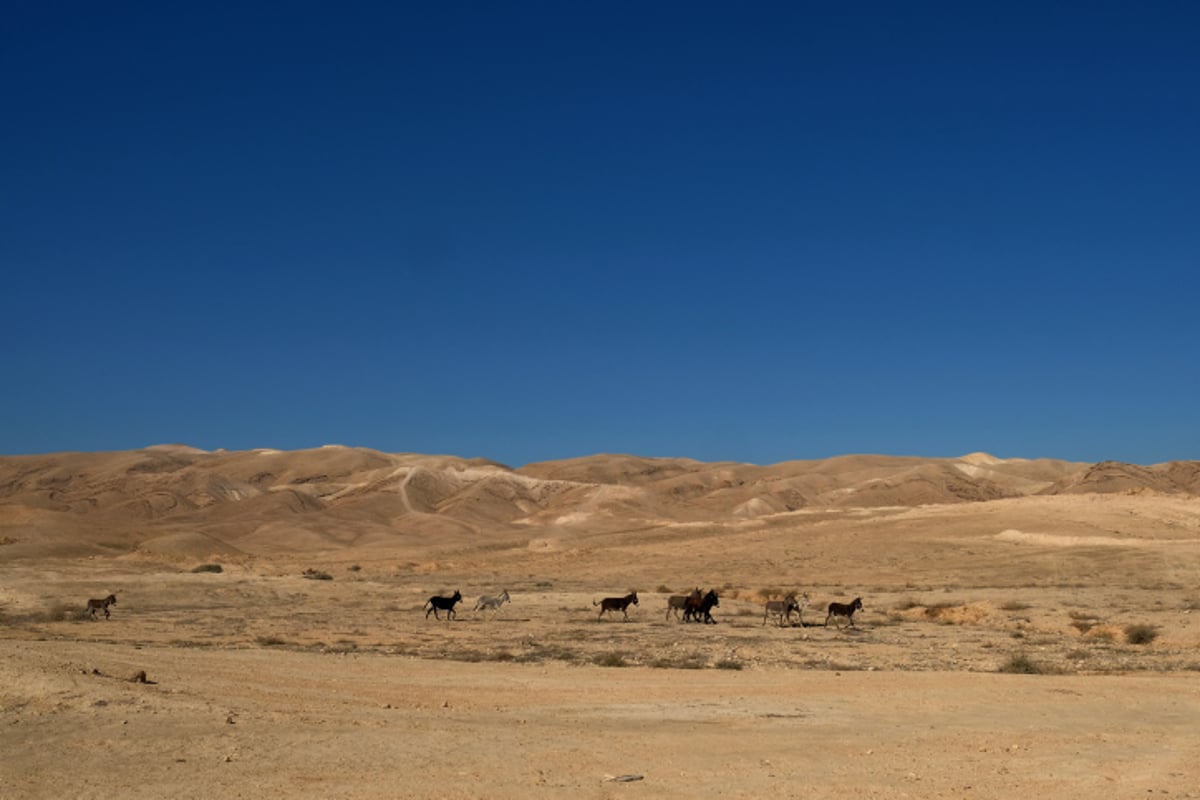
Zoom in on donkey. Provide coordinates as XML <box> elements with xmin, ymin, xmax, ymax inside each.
<box><xmin>763</xmin><ymin>593</ymin><xmax>809</xmax><ymax>627</ymax></box>
<box><xmin>684</xmin><ymin>589</ymin><xmax>720</xmax><ymax>624</ymax></box>
<box><xmin>825</xmin><ymin>597</ymin><xmax>863</xmax><ymax>628</ymax></box>
<box><xmin>594</xmin><ymin>591</ymin><xmax>638</xmax><ymax>621</ymax></box>
<box><xmin>424</xmin><ymin>590</ymin><xmax>463</xmax><ymax>620</ymax></box>
<box><xmin>473</xmin><ymin>590</ymin><xmax>511</xmax><ymax>614</ymax></box>
<box><xmin>86</xmin><ymin>594</ymin><xmax>118</xmax><ymax>620</ymax></box>
<box><xmin>666</xmin><ymin>588</ymin><xmax>702</xmax><ymax>622</ymax></box>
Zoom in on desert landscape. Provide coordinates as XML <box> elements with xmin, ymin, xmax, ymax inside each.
<box><xmin>3</xmin><ymin>445</ymin><xmax>1200</xmax><ymax>799</ymax></box>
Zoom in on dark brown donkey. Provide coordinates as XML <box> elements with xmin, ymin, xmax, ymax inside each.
<box><xmin>594</xmin><ymin>591</ymin><xmax>638</xmax><ymax>621</ymax></box>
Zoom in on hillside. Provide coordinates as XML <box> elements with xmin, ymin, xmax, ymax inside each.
<box><xmin>1</xmin><ymin>445</ymin><xmax>1195</xmax><ymax>561</ymax></box>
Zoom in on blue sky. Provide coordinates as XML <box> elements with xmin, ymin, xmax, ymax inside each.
<box><xmin>3</xmin><ymin>3</ymin><xmax>1198</xmax><ymax>466</ymax></box>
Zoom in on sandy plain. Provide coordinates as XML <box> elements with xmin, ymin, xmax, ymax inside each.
<box><xmin>2</xmin><ymin>449</ymin><xmax>1200</xmax><ymax>799</ymax></box>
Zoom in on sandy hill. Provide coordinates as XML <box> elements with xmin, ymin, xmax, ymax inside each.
<box><xmin>1040</xmin><ymin>460</ymin><xmax>1200</xmax><ymax>495</ymax></box>
<box><xmin>1</xmin><ymin>446</ymin><xmax>1195</xmax><ymax>561</ymax></box>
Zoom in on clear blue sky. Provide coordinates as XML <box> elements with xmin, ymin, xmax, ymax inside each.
<box><xmin>3</xmin><ymin>3</ymin><xmax>1197</xmax><ymax>466</ymax></box>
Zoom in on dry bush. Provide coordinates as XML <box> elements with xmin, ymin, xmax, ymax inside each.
<box><xmin>191</xmin><ymin>563</ymin><xmax>223</xmax><ymax>573</ymax></box>
<box><xmin>593</xmin><ymin>651</ymin><xmax>629</xmax><ymax>667</ymax></box>
<box><xmin>999</xmin><ymin>600</ymin><xmax>1031</xmax><ymax>611</ymax></box>
<box><xmin>1125</xmin><ymin>624</ymin><xmax>1159</xmax><ymax>645</ymax></box>
<box><xmin>650</xmin><ymin>653</ymin><xmax>707</xmax><ymax>670</ymax></box>
<box><xmin>999</xmin><ymin>653</ymin><xmax>1055</xmax><ymax>674</ymax></box>
<box><xmin>714</xmin><ymin>658</ymin><xmax>743</xmax><ymax>671</ymax></box>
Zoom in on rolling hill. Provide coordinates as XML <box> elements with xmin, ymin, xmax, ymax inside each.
<box><xmin>1</xmin><ymin>445</ymin><xmax>1195</xmax><ymax>560</ymax></box>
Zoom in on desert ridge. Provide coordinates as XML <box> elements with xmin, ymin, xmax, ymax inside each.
<box><xmin>6</xmin><ymin>444</ymin><xmax>1194</xmax><ymax>562</ymax></box>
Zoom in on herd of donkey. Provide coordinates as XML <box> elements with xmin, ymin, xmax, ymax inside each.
<box><xmin>83</xmin><ymin>588</ymin><xmax>866</xmax><ymax>629</ymax></box>
<box><xmin>421</xmin><ymin>588</ymin><xmax>866</xmax><ymax>629</ymax></box>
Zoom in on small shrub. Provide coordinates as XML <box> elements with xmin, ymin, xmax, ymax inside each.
<box><xmin>191</xmin><ymin>563</ymin><xmax>223</xmax><ymax>573</ymax></box>
<box><xmin>1125</xmin><ymin>624</ymin><xmax>1159</xmax><ymax>645</ymax></box>
<box><xmin>714</xmin><ymin>659</ymin><xmax>744</xmax><ymax>671</ymax></box>
<box><xmin>651</xmin><ymin>654</ymin><xmax>706</xmax><ymax>670</ymax></box>
<box><xmin>655</xmin><ymin>584</ymin><xmax>673</xmax><ymax>594</ymax></box>
<box><xmin>1071</xmin><ymin>620</ymin><xmax>1095</xmax><ymax>634</ymax></box>
<box><xmin>999</xmin><ymin>600</ymin><xmax>1030</xmax><ymax>611</ymax></box>
<box><xmin>302</xmin><ymin>568</ymin><xmax>333</xmax><ymax>581</ymax></box>
<box><xmin>348</xmin><ymin>564</ymin><xmax>362</xmax><ymax>572</ymax></box>
<box><xmin>257</xmin><ymin>635</ymin><xmax>288</xmax><ymax>647</ymax></box>
<box><xmin>893</xmin><ymin>598</ymin><xmax>920</xmax><ymax>611</ymax></box>
<box><xmin>999</xmin><ymin>653</ymin><xmax>1046</xmax><ymax>674</ymax></box>
<box><xmin>594</xmin><ymin>652</ymin><xmax>628</xmax><ymax>667</ymax></box>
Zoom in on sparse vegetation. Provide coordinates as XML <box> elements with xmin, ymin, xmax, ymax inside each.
<box><xmin>650</xmin><ymin>653</ymin><xmax>707</xmax><ymax>670</ymax></box>
<box><xmin>257</xmin><ymin>635</ymin><xmax>289</xmax><ymax>647</ymax></box>
<box><xmin>1124</xmin><ymin>624</ymin><xmax>1159</xmax><ymax>645</ymax></box>
<box><xmin>714</xmin><ymin>658</ymin><xmax>744</xmax><ymax>671</ymax></box>
<box><xmin>515</xmin><ymin>643</ymin><xmax>578</xmax><ymax>664</ymax></box>
<box><xmin>191</xmin><ymin>563</ymin><xmax>223</xmax><ymax>573</ymax></box>
<box><xmin>999</xmin><ymin>653</ymin><xmax>1052</xmax><ymax>674</ymax></box>
<box><xmin>302</xmin><ymin>568</ymin><xmax>333</xmax><ymax>581</ymax></box>
<box><xmin>1068</xmin><ymin>610</ymin><xmax>1101</xmax><ymax>634</ymax></box>
<box><xmin>593</xmin><ymin>652</ymin><xmax>629</xmax><ymax>667</ymax></box>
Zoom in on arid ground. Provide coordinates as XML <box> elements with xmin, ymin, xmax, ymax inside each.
<box><xmin>2</xmin><ymin>447</ymin><xmax>1199</xmax><ymax>798</ymax></box>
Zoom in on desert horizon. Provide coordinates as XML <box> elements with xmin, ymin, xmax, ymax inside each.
<box><xmin>10</xmin><ymin>4</ymin><xmax>1199</xmax><ymax>797</ymax></box>
<box><xmin>3</xmin><ymin>445</ymin><xmax>1199</xmax><ymax>798</ymax></box>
